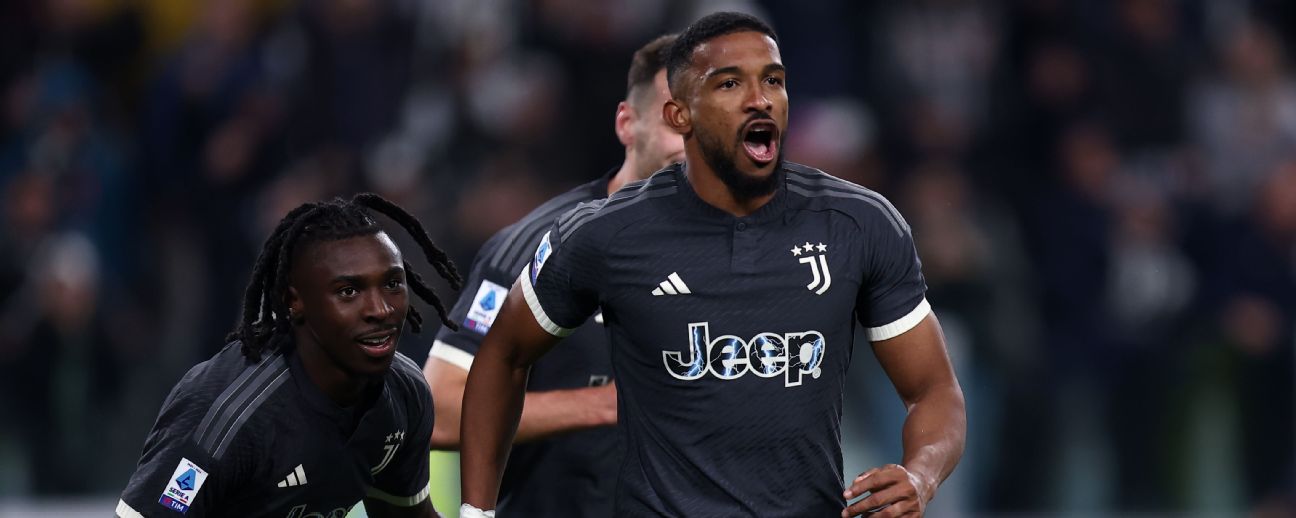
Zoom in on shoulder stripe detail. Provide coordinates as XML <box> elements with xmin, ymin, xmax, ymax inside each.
<box><xmin>365</xmin><ymin>484</ymin><xmax>431</xmax><ymax>507</ymax></box>
<box><xmin>211</xmin><ymin>367</ymin><xmax>289</xmax><ymax>459</ymax></box>
<box><xmin>518</xmin><ymin>264</ymin><xmax>574</xmax><ymax>337</ymax></box>
<box><xmin>430</xmin><ymin>340</ymin><xmax>474</xmax><ymax>371</ymax></box>
<box><xmin>785</xmin><ymin>165</ymin><xmax>907</xmax><ymax>235</ymax></box>
<box><xmin>557</xmin><ymin>174</ymin><xmax>677</xmax><ymax>238</ymax></box>
<box><xmin>116</xmin><ymin>499</ymin><xmax>145</xmax><ymax>518</ymax></box>
<box><xmin>488</xmin><ymin>189</ymin><xmax>593</xmax><ymax>271</ymax></box>
<box><xmin>195</xmin><ymin>351</ymin><xmax>286</xmax><ymax>449</ymax></box>
<box><xmin>785</xmin><ymin>183</ymin><xmax>905</xmax><ymax>237</ymax></box>
<box><xmin>867</xmin><ymin>298</ymin><xmax>932</xmax><ymax>341</ymax></box>
<box><xmin>560</xmin><ymin>184</ymin><xmax>676</xmax><ymax>242</ymax></box>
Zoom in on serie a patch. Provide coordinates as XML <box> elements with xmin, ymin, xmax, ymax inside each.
<box><xmin>463</xmin><ymin>280</ymin><xmax>509</xmax><ymax>335</ymax></box>
<box><xmin>159</xmin><ymin>457</ymin><xmax>209</xmax><ymax>513</ymax></box>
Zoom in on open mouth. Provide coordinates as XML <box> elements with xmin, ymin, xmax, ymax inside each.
<box><xmin>741</xmin><ymin>120</ymin><xmax>779</xmax><ymax>166</ymax></box>
<box><xmin>356</xmin><ymin>328</ymin><xmax>398</xmax><ymax>358</ymax></box>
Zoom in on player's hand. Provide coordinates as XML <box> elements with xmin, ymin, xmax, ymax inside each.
<box><xmin>841</xmin><ymin>464</ymin><xmax>934</xmax><ymax>517</ymax></box>
<box><xmin>589</xmin><ymin>381</ymin><xmax>618</xmax><ymax>426</ymax></box>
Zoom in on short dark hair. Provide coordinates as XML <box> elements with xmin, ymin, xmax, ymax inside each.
<box><xmin>227</xmin><ymin>193</ymin><xmax>463</xmax><ymax>361</ymax></box>
<box><xmin>666</xmin><ymin>12</ymin><xmax>778</xmax><ymax>95</ymax></box>
<box><xmin>627</xmin><ymin>34</ymin><xmax>678</xmax><ymax>107</ymax></box>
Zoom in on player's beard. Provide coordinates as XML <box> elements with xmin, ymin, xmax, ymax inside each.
<box><xmin>697</xmin><ymin>124</ymin><xmax>784</xmax><ymax>203</ymax></box>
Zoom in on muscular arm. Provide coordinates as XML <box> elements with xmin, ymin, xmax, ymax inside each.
<box><xmin>844</xmin><ymin>313</ymin><xmax>966</xmax><ymax>517</ymax></box>
<box><xmin>424</xmin><ymin>357</ymin><xmax>615</xmax><ymax>450</ymax></box>
<box><xmin>459</xmin><ymin>280</ymin><xmax>564</xmax><ymax>509</ymax></box>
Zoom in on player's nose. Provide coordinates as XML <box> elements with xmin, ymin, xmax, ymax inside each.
<box><xmin>361</xmin><ymin>290</ymin><xmax>396</xmax><ymax>322</ymax></box>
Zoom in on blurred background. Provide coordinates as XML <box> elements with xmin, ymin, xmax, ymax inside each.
<box><xmin>0</xmin><ymin>0</ymin><xmax>1292</xmax><ymax>516</ymax></box>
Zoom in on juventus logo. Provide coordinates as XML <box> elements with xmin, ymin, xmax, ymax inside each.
<box><xmin>790</xmin><ymin>242</ymin><xmax>831</xmax><ymax>295</ymax></box>
<box><xmin>371</xmin><ymin>430</ymin><xmax>405</xmax><ymax>475</ymax></box>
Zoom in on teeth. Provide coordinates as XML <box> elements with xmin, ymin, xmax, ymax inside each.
<box><xmin>360</xmin><ymin>336</ymin><xmax>389</xmax><ymax>345</ymax></box>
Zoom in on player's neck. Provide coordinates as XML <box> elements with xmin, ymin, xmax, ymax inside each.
<box><xmin>682</xmin><ymin>156</ymin><xmax>777</xmax><ymax>217</ymax></box>
<box><xmin>608</xmin><ymin>155</ymin><xmax>646</xmax><ymax>195</ymax></box>
<box><xmin>293</xmin><ymin>335</ymin><xmax>371</xmax><ymax>407</ymax></box>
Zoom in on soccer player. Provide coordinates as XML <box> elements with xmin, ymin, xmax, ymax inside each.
<box><xmin>459</xmin><ymin>12</ymin><xmax>966</xmax><ymax>518</ymax></box>
<box><xmin>117</xmin><ymin>194</ymin><xmax>461</xmax><ymax>518</ymax></box>
<box><xmin>422</xmin><ymin>34</ymin><xmax>683</xmax><ymax>515</ymax></box>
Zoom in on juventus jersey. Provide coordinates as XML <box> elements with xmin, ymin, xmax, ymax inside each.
<box><xmin>117</xmin><ymin>342</ymin><xmax>434</xmax><ymax>518</ymax></box>
<box><xmin>522</xmin><ymin>162</ymin><xmax>930</xmax><ymax>516</ymax></box>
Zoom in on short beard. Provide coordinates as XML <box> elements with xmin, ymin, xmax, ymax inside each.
<box><xmin>697</xmin><ymin>129</ymin><xmax>784</xmax><ymax>203</ymax></box>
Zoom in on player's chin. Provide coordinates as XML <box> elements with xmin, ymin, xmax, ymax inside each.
<box><xmin>738</xmin><ymin>154</ymin><xmax>780</xmax><ymax>177</ymax></box>
<box><xmin>353</xmin><ymin>339</ymin><xmax>398</xmax><ymax>372</ymax></box>
<box><xmin>350</xmin><ymin>354</ymin><xmax>395</xmax><ymax>377</ymax></box>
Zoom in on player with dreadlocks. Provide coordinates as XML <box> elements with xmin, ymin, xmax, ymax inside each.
<box><xmin>118</xmin><ymin>193</ymin><xmax>460</xmax><ymax>518</ymax></box>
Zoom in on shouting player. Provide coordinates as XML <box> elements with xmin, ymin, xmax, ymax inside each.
<box><xmin>459</xmin><ymin>12</ymin><xmax>966</xmax><ymax>518</ymax></box>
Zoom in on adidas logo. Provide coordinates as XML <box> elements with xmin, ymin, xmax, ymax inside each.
<box><xmin>276</xmin><ymin>464</ymin><xmax>307</xmax><ymax>488</ymax></box>
<box><xmin>651</xmin><ymin>272</ymin><xmax>691</xmax><ymax>296</ymax></box>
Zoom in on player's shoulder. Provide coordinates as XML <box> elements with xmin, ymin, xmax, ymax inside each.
<box><xmin>554</xmin><ymin>165</ymin><xmax>682</xmax><ymax>244</ymax></box>
<box><xmin>783</xmin><ymin>161</ymin><xmax>910</xmax><ymax>236</ymax></box>
<box><xmin>163</xmin><ymin>341</ymin><xmax>293</xmax><ymax>459</ymax></box>
<box><xmin>384</xmin><ymin>352</ymin><xmax>432</xmax><ymax>401</ymax></box>
<box><xmin>480</xmin><ymin>177</ymin><xmax>605</xmax><ymax>272</ymax></box>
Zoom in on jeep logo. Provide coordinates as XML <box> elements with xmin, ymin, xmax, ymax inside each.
<box><xmin>662</xmin><ymin>322</ymin><xmax>825</xmax><ymax>387</ymax></box>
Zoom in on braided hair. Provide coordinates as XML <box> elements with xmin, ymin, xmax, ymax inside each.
<box><xmin>227</xmin><ymin>193</ymin><xmax>463</xmax><ymax>361</ymax></box>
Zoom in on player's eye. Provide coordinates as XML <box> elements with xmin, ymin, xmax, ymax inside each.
<box><xmin>720</xmin><ymin>78</ymin><xmax>738</xmax><ymax>89</ymax></box>
<box><xmin>765</xmin><ymin>76</ymin><xmax>783</xmax><ymax>87</ymax></box>
<box><xmin>337</xmin><ymin>286</ymin><xmax>357</xmax><ymax>298</ymax></box>
<box><xmin>385</xmin><ymin>278</ymin><xmax>404</xmax><ymax>290</ymax></box>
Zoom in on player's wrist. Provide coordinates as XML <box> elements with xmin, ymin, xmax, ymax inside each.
<box><xmin>460</xmin><ymin>503</ymin><xmax>496</xmax><ymax>518</ymax></box>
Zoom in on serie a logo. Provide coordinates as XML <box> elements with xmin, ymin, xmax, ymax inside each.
<box><xmin>662</xmin><ymin>322</ymin><xmax>826</xmax><ymax>387</ymax></box>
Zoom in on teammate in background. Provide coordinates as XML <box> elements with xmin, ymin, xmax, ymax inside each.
<box><xmin>459</xmin><ymin>12</ymin><xmax>965</xmax><ymax>518</ymax></box>
<box><xmin>118</xmin><ymin>194</ymin><xmax>461</xmax><ymax>518</ymax></box>
<box><xmin>422</xmin><ymin>34</ymin><xmax>683</xmax><ymax>516</ymax></box>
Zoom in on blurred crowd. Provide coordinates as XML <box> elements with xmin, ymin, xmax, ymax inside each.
<box><xmin>0</xmin><ymin>0</ymin><xmax>1292</xmax><ymax>514</ymax></box>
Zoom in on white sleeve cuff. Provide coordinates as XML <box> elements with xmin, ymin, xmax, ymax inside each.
<box><xmin>518</xmin><ymin>264</ymin><xmax>574</xmax><ymax>338</ymax></box>
<box><xmin>866</xmin><ymin>298</ymin><xmax>931</xmax><ymax>341</ymax></box>
<box><xmin>364</xmin><ymin>484</ymin><xmax>430</xmax><ymax>507</ymax></box>
<box><xmin>429</xmin><ymin>340</ymin><xmax>474</xmax><ymax>371</ymax></box>
<box><xmin>115</xmin><ymin>500</ymin><xmax>144</xmax><ymax>518</ymax></box>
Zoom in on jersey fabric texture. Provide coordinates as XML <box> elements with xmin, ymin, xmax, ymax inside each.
<box><xmin>117</xmin><ymin>342</ymin><xmax>434</xmax><ymax>518</ymax></box>
<box><xmin>519</xmin><ymin>162</ymin><xmax>931</xmax><ymax>517</ymax></box>
<box><xmin>430</xmin><ymin>171</ymin><xmax>619</xmax><ymax>516</ymax></box>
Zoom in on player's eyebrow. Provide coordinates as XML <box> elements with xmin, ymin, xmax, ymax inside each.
<box><xmin>703</xmin><ymin>66</ymin><xmax>742</xmax><ymax>81</ymax></box>
<box><xmin>703</xmin><ymin>63</ymin><xmax>785</xmax><ymax>82</ymax></box>
<box><xmin>331</xmin><ymin>266</ymin><xmax>404</xmax><ymax>284</ymax></box>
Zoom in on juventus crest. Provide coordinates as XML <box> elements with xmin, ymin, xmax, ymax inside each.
<box><xmin>790</xmin><ymin>242</ymin><xmax>831</xmax><ymax>295</ymax></box>
<box><xmin>371</xmin><ymin>430</ymin><xmax>404</xmax><ymax>475</ymax></box>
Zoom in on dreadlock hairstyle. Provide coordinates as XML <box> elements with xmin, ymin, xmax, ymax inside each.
<box><xmin>227</xmin><ymin>193</ymin><xmax>464</xmax><ymax>361</ymax></box>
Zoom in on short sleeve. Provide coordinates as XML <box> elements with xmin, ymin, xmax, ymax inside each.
<box><xmin>519</xmin><ymin>216</ymin><xmax>604</xmax><ymax>337</ymax></box>
<box><xmin>118</xmin><ymin>388</ymin><xmax>243</xmax><ymax>517</ymax></box>
<box><xmin>365</xmin><ymin>359</ymin><xmax>435</xmax><ymax>507</ymax></box>
<box><xmin>430</xmin><ymin>237</ymin><xmax>518</xmax><ymax>370</ymax></box>
<box><xmin>855</xmin><ymin>207</ymin><xmax>930</xmax><ymax>341</ymax></box>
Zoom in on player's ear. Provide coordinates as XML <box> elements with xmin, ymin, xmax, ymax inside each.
<box><xmin>614</xmin><ymin>101</ymin><xmax>635</xmax><ymax>147</ymax></box>
<box><xmin>663</xmin><ymin>98</ymin><xmax>690</xmax><ymax>136</ymax></box>
<box><xmin>285</xmin><ymin>287</ymin><xmax>304</xmax><ymax>324</ymax></box>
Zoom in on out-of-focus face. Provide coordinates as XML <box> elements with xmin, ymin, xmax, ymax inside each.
<box><xmin>629</xmin><ymin>70</ymin><xmax>686</xmax><ymax>179</ymax></box>
<box><xmin>674</xmin><ymin>30</ymin><xmax>788</xmax><ymax>199</ymax></box>
<box><xmin>289</xmin><ymin>231</ymin><xmax>408</xmax><ymax>378</ymax></box>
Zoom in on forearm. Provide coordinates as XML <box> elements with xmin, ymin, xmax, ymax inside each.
<box><xmin>898</xmin><ymin>381</ymin><xmax>966</xmax><ymax>496</ymax></box>
<box><xmin>459</xmin><ymin>348</ymin><xmax>529</xmax><ymax>508</ymax></box>
<box><xmin>515</xmin><ymin>384</ymin><xmax>616</xmax><ymax>442</ymax></box>
<box><xmin>431</xmin><ymin>366</ymin><xmax>614</xmax><ymax>449</ymax></box>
